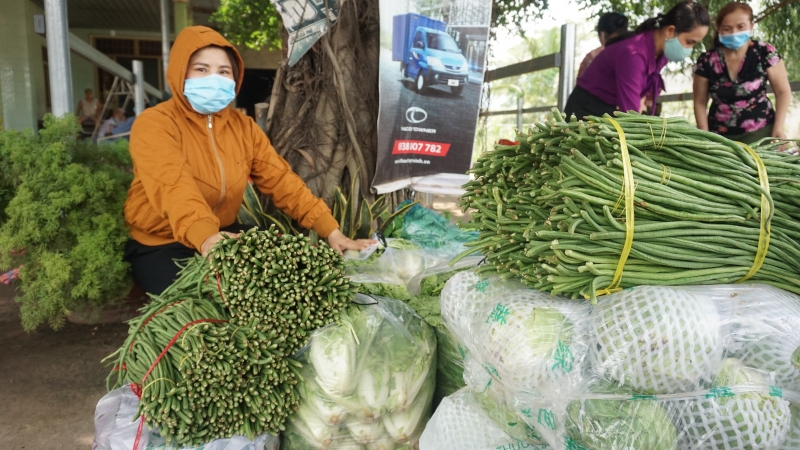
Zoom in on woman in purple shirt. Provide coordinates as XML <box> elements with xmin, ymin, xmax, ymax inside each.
<box><xmin>565</xmin><ymin>1</ymin><xmax>710</xmax><ymax>120</ymax></box>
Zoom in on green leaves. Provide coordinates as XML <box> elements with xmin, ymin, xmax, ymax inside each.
<box><xmin>0</xmin><ymin>114</ymin><xmax>132</xmax><ymax>330</ymax></box>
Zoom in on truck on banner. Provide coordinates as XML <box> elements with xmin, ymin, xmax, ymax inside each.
<box><xmin>372</xmin><ymin>0</ymin><xmax>491</xmax><ymax>195</ymax></box>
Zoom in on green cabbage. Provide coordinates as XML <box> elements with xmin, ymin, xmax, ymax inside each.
<box><xmin>383</xmin><ymin>375</ymin><xmax>434</xmax><ymax>444</ymax></box>
<box><xmin>309</xmin><ymin>321</ymin><xmax>358</xmax><ymax>398</ymax></box>
<box><xmin>698</xmin><ymin>358</ymin><xmax>792</xmax><ymax>449</ymax></box>
<box><xmin>345</xmin><ymin>416</ymin><xmax>385</xmax><ymax>445</ymax></box>
<box><xmin>566</xmin><ymin>395</ymin><xmax>678</xmax><ymax>450</ymax></box>
<box><xmin>473</xmin><ymin>385</ymin><xmax>545</xmax><ymax>444</ymax></box>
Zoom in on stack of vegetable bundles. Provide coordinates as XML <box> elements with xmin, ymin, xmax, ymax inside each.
<box><xmin>282</xmin><ymin>296</ymin><xmax>437</xmax><ymax>449</ymax></box>
<box><xmin>104</xmin><ymin>227</ymin><xmax>355</xmax><ymax>447</ymax></box>
<box><xmin>426</xmin><ymin>270</ymin><xmax>800</xmax><ymax>449</ymax></box>
<box><xmin>456</xmin><ymin>109</ymin><xmax>800</xmax><ymax>301</ymax></box>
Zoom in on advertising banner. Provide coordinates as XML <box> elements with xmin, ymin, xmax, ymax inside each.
<box><xmin>271</xmin><ymin>0</ymin><xmax>340</xmax><ymax>66</ymax></box>
<box><xmin>372</xmin><ymin>0</ymin><xmax>491</xmax><ymax>194</ymax></box>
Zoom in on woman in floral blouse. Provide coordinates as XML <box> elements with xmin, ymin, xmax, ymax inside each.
<box><xmin>693</xmin><ymin>2</ymin><xmax>792</xmax><ymax>144</ymax></box>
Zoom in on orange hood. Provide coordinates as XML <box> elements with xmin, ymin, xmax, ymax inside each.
<box><xmin>167</xmin><ymin>26</ymin><xmax>245</xmax><ymax>114</ymax></box>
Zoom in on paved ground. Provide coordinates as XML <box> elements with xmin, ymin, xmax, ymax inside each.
<box><xmin>0</xmin><ymin>283</ymin><xmax>129</xmax><ymax>449</ymax></box>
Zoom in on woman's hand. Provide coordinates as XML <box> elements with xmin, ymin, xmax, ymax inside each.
<box><xmin>327</xmin><ymin>229</ymin><xmax>375</xmax><ymax>253</ymax></box>
<box><xmin>201</xmin><ymin>231</ymin><xmax>240</xmax><ymax>257</ymax></box>
<box><xmin>772</xmin><ymin>128</ymin><xmax>787</xmax><ymax>140</ymax></box>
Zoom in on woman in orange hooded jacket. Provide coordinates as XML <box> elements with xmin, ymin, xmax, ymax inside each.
<box><xmin>124</xmin><ymin>26</ymin><xmax>372</xmax><ymax>295</ymax></box>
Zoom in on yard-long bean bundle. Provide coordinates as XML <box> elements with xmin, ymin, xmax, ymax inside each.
<box><xmin>457</xmin><ymin>109</ymin><xmax>800</xmax><ymax>301</ymax></box>
<box><xmin>105</xmin><ymin>226</ymin><xmax>355</xmax><ymax>446</ymax></box>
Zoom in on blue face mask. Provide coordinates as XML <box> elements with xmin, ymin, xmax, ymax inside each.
<box><xmin>719</xmin><ymin>30</ymin><xmax>751</xmax><ymax>50</ymax></box>
<box><xmin>183</xmin><ymin>74</ymin><xmax>236</xmax><ymax>114</ymax></box>
<box><xmin>664</xmin><ymin>36</ymin><xmax>694</xmax><ymax>62</ymax></box>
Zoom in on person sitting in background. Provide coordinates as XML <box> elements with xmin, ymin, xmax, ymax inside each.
<box><xmin>76</xmin><ymin>89</ymin><xmax>100</xmax><ymax>126</ymax></box>
<box><xmin>578</xmin><ymin>12</ymin><xmax>629</xmax><ymax>77</ymax></box>
<box><xmin>693</xmin><ymin>1</ymin><xmax>792</xmax><ymax>144</ymax></box>
<box><xmin>108</xmin><ymin>114</ymin><xmax>135</xmax><ymax>142</ymax></box>
<box><xmin>98</xmin><ymin>108</ymin><xmax>124</xmax><ymax>139</ymax></box>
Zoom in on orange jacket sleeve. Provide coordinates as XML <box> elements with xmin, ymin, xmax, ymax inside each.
<box><xmin>129</xmin><ymin>110</ymin><xmax>220</xmax><ymax>250</ymax></box>
<box><xmin>249</xmin><ymin>122</ymin><xmax>339</xmax><ymax>238</ymax></box>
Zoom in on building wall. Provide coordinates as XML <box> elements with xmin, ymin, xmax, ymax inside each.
<box><xmin>0</xmin><ymin>0</ymin><xmax>47</xmax><ymax>131</ymax></box>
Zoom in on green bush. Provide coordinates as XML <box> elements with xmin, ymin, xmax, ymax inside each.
<box><xmin>0</xmin><ymin>115</ymin><xmax>133</xmax><ymax>330</ymax></box>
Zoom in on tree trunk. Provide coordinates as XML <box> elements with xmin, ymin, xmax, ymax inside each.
<box><xmin>264</xmin><ymin>0</ymin><xmax>380</xmax><ymax>206</ymax></box>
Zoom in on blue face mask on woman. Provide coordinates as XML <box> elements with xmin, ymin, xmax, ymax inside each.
<box><xmin>183</xmin><ymin>74</ymin><xmax>236</xmax><ymax>114</ymax></box>
<box><xmin>719</xmin><ymin>30</ymin><xmax>751</xmax><ymax>50</ymax></box>
<box><xmin>664</xmin><ymin>36</ymin><xmax>694</xmax><ymax>62</ymax></box>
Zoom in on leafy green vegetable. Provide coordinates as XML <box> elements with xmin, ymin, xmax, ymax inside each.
<box><xmin>355</xmin><ymin>282</ymin><xmax>411</xmax><ymax>301</ymax></box>
<box><xmin>0</xmin><ymin>115</ymin><xmax>132</xmax><ymax>330</ymax></box>
<box><xmin>695</xmin><ymin>358</ymin><xmax>792</xmax><ymax>449</ymax></box>
<box><xmin>473</xmin><ymin>385</ymin><xmax>544</xmax><ymax>444</ymax></box>
<box><xmin>309</xmin><ymin>317</ymin><xmax>358</xmax><ymax>398</ymax></box>
<box><xmin>286</xmin><ymin>298</ymin><xmax>436</xmax><ymax>449</ymax></box>
<box><xmin>566</xmin><ymin>394</ymin><xmax>678</xmax><ymax>450</ymax></box>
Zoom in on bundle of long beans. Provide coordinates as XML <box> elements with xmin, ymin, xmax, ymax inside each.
<box><xmin>457</xmin><ymin>109</ymin><xmax>800</xmax><ymax>301</ymax></box>
<box><xmin>105</xmin><ymin>226</ymin><xmax>355</xmax><ymax>446</ymax></box>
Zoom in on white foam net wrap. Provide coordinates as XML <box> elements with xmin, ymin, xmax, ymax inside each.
<box><xmin>589</xmin><ymin>286</ymin><xmax>724</xmax><ymax>394</ymax></box>
<box><xmin>431</xmin><ymin>272</ymin><xmax>800</xmax><ymax>450</ymax></box>
<box><xmin>676</xmin><ymin>394</ymin><xmax>791</xmax><ymax>450</ymax></box>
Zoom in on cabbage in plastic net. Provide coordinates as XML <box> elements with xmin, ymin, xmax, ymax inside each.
<box><xmin>435</xmin><ymin>276</ymin><xmax>800</xmax><ymax>450</ymax></box>
<box><xmin>282</xmin><ymin>296</ymin><xmax>436</xmax><ymax>449</ymax></box>
<box><xmin>441</xmin><ymin>271</ymin><xmax>591</xmax><ymax>396</ymax></box>
<box><xmin>419</xmin><ymin>388</ymin><xmax>549</xmax><ymax>450</ymax></box>
<box><xmin>675</xmin><ymin>358</ymin><xmax>792</xmax><ymax>450</ymax></box>
<box><xmin>589</xmin><ymin>285</ymin><xmax>724</xmax><ymax>394</ymax></box>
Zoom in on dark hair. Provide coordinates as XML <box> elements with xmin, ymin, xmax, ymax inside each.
<box><xmin>597</xmin><ymin>12</ymin><xmax>629</xmax><ymax>36</ymax></box>
<box><xmin>607</xmin><ymin>1</ymin><xmax>710</xmax><ymax>46</ymax></box>
<box><xmin>713</xmin><ymin>2</ymin><xmax>753</xmax><ymax>47</ymax></box>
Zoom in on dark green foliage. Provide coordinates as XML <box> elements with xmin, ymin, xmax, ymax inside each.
<box><xmin>0</xmin><ymin>115</ymin><xmax>133</xmax><ymax>330</ymax></box>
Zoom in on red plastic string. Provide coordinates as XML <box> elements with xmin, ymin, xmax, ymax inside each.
<box><xmin>216</xmin><ymin>272</ymin><xmax>225</xmax><ymax>302</ymax></box>
<box><xmin>128</xmin><ymin>301</ymin><xmax>186</xmax><ymax>352</ymax></box>
<box><xmin>498</xmin><ymin>139</ymin><xmax>519</xmax><ymax>146</ymax></box>
<box><xmin>131</xmin><ymin>317</ymin><xmax>227</xmax><ymax>450</ymax></box>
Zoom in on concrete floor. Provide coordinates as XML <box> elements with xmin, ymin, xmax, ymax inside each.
<box><xmin>0</xmin><ymin>283</ymin><xmax>129</xmax><ymax>449</ymax></box>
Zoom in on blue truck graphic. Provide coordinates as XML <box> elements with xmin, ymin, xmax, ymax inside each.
<box><xmin>392</xmin><ymin>13</ymin><xmax>469</xmax><ymax>96</ymax></box>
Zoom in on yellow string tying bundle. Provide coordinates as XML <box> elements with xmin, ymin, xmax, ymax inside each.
<box><xmin>594</xmin><ymin>121</ymin><xmax>772</xmax><ymax>297</ymax></box>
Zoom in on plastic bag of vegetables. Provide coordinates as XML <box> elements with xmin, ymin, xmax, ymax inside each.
<box><xmin>93</xmin><ymin>386</ymin><xmax>280</xmax><ymax>450</ymax></box>
<box><xmin>419</xmin><ymin>388</ymin><xmax>550</xmax><ymax>450</ymax></box>
<box><xmin>345</xmin><ymin>238</ymin><xmax>450</xmax><ymax>287</ymax></box>
<box><xmin>348</xmin><ymin>273</ymin><xmax>411</xmax><ymax>301</ymax></box>
<box><xmin>440</xmin><ymin>270</ymin><xmax>592</xmax><ymax>398</ymax></box>
<box><xmin>396</xmin><ymin>203</ymin><xmax>478</xmax><ymax>254</ymax></box>
<box><xmin>439</xmin><ymin>273</ymin><xmax>800</xmax><ymax>449</ymax></box>
<box><xmin>281</xmin><ymin>295</ymin><xmax>437</xmax><ymax>449</ymax></box>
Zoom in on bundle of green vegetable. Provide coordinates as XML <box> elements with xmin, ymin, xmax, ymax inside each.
<box><xmin>105</xmin><ymin>227</ymin><xmax>355</xmax><ymax>446</ymax></box>
<box><xmin>282</xmin><ymin>297</ymin><xmax>436</xmax><ymax>449</ymax></box>
<box><xmin>457</xmin><ymin>109</ymin><xmax>800</xmax><ymax>301</ymax></box>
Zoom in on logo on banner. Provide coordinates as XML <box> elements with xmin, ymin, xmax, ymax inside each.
<box><xmin>405</xmin><ymin>107</ymin><xmax>428</xmax><ymax>124</ymax></box>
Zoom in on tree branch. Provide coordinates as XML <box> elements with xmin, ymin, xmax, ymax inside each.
<box><xmin>755</xmin><ymin>0</ymin><xmax>800</xmax><ymax>23</ymax></box>
<box><xmin>321</xmin><ymin>35</ymin><xmax>370</xmax><ymax>197</ymax></box>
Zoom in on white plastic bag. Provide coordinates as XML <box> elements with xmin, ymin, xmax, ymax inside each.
<box><xmin>419</xmin><ymin>388</ymin><xmax>550</xmax><ymax>450</ymax></box>
<box><xmin>281</xmin><ymin>295</ymin><xmax>437</xmax><ymax>449</ymax></box>
<box><xmin>440</xmin><ymin>271</ymin><xmax>800</xmax><ymax>450</ymax></box>
<box><xmin>93</xmin><ymin>386</ymin><xmax>279</xmax><ymax>450</ymax></box>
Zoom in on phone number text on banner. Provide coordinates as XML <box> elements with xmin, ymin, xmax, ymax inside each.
<box><xmin>392</xmin><ymin>140</ymin><xmax>451</xmax><ymax>156</ymax></box>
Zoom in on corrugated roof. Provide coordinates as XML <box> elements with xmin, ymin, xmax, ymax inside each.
<box><xmin>31</xmin><ymin>0</ymin><xmax>221</xmax><ymax>31</ymax></box>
